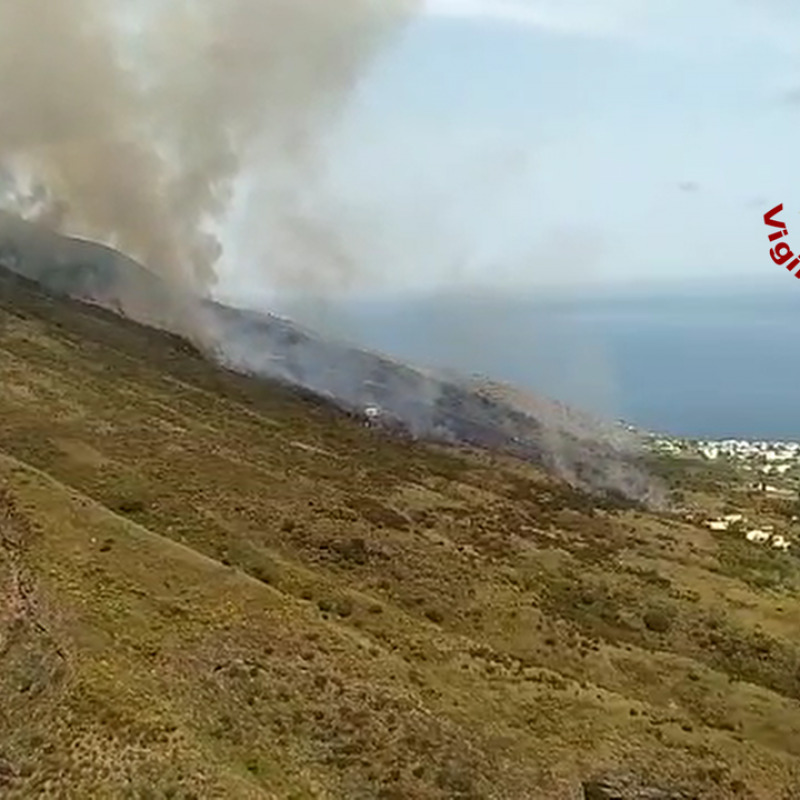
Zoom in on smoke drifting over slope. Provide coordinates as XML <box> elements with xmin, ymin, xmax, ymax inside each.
<box><xmin>0</xmin><ymin>220</ymin><xmax>662</xmax><ymax>506</ymax></box>
<box><xmin>0</xmin><ymin>0</ymin><xmax>417</xmax><ymax>294</ymax></box>
<box><xmin>0</xmin><ymin>1</ymin><xmax>662</xmax><ymax>504</ymax></box>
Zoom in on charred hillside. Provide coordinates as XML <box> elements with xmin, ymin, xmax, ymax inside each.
<box><xmin>0</xmin><ymin>212</ymin><xmax>660</xmax><ymax>504</ymax></box>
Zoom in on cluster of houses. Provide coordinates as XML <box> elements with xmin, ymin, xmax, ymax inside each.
<box><xmin>704</xmin><ymin>513</ymin><xmax>791</xmax><ymax>551</ymax></box>
<box><xmin>651</xmin><ymin>436</ymin><xmax>799</xmax><ymax>466</ymax></box>
<box><xmin>648</xmin><ymin>434</ymin><xmax>800</xmax><ymax>498</ymax></box>
<box><xmin>639</xmin><ymin>429</ymin><xmax>797</xmax><ymax>553</ymax></box>
<box><xmin>696</xmin><ymin>439</ymin><xmax>800</xmax><ymax>475</ymax></box>
<box><xmin>651</xmin><ymin>435</ymin><xmax>800</xmax><ymax>475</ymax></box>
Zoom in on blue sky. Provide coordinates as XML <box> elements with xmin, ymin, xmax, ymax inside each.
<box><xmin>220</xmin><ymin>0</ymin><xmax>800</xmax><ymax>301</ymax></box>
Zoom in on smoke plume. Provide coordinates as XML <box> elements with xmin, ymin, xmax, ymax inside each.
<box><xmin>0</xmin><ymin>0</ymin><xmax>417</xmax><ymax>300</ymax></box>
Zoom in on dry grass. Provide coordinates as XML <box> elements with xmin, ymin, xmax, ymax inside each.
<box><xmin>1</xmin><ymin>268</ymin><xmax>800</xmax><ymax>798</ymax></box>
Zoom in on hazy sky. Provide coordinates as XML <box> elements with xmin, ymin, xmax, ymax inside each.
<box><xmin>218</xmin><ymin>0</ymin><xmax>800</xmax><ymax>301</ymax></box>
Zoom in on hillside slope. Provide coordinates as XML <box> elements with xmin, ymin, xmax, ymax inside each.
<box><xmin>2</xmin><ymin>265</ymin><xmax>800</xmax><ymax>798</ymax></box>
<box><xmin>0</xmin><ymin>212</ymin><xmax>658</xmax><ymax>504</ymax></box>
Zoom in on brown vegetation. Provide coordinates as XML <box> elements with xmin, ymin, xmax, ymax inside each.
<box><xmin>1</xmin><ymin>267</ymin><xmax>800</xmax><ymax>797</ymax></box>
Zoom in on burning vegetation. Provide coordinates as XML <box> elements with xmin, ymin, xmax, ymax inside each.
<box><xmin>0</xmin><ymin>213</ymin><xmax>661</xmax><ymax>505</ymax></box>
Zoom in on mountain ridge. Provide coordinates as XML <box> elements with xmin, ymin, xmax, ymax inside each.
<box><xmin>0</xmin><ymin>212</ymin><xmax>660</xmax><ymax>505</ymax></box>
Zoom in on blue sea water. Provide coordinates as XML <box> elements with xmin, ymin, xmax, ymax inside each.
<box><xmin>273</xmin><ymin>279</ymin><xmax>800</xmax><ymax>442</ymax></box>
<box><xmin>563</xmin><ymin>292</ymin><xmax>800</xmax><ymax>440</ymax></box>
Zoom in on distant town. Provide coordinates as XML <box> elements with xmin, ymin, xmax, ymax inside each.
<box><xmin>645</xmin><ymin>430</ymin><xmax>800</xmax><ymax>498</ymax></box>
<box><xmin>637</xmin><ymin>428</ymin><xmax>800</xmax><ymax>552</ymax></box>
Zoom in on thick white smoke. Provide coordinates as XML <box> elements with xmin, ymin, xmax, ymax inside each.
<box><xmin>0</xmin><ymin>0</ymin><xmax>418</xmax><ymax>299</ymax></box>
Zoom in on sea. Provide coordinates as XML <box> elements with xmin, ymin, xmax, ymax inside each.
<box><xmin>262</xmin><ymin>276</ymin><xmax>800</xmax><ymax>443</ymax></box>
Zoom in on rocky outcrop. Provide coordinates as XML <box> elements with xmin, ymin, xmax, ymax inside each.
<box><xmin>583</xmin><ymin>772</ymin><xmax>695</xmax><ymax>799</ymax></box>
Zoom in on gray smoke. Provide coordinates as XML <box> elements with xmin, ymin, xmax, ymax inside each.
<box><xmin>0</xmin><ymin>1</ymin><xmax>663</xmax><ymax>504</ymax></box>
<box><xmin>0</xmin><ymin>213</ymin><xmax>662</xmax><ymax>506</ymax></box>
<box><xmin>0</xmin><ymin>0</ymin><xmax>417</xmax><ymax>305</ymax></box>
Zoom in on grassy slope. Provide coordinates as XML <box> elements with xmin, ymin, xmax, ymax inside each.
<box><xmin>1</xmin><ymin>269</ymin><xmax>800</xmax><ymax>799</ymax></box>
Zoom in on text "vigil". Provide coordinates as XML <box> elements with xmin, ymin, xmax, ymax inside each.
<box><xmin>765</xmin><ymin>204</ymin><xmax>799</xmax><ymax>276</ymax></box>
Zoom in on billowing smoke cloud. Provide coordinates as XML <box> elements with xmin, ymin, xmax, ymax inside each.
<box><xmin>0</xmin><ymin>0</ymin><xmax>660</xmax><ymax>504</ymax></box>
<box><xmin>0</xmin><ymin>0</ymin><xmax>417</xmax><ymax>299</ymax></box>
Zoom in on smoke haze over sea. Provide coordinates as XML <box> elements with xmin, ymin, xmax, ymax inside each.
<box><xmin>252</xmin><ymin>278</ymin><xmax>800</xmax><ymax>442</ymax></box>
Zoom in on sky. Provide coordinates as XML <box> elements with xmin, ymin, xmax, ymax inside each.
<box><xmin>217</xmin><ymin>0</ymin><xmax>800</xmax><ymax>301</ymax></box>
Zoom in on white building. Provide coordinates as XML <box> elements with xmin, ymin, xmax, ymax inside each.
<box><xmin>772</xmin><ymin>535</ymin><xmax>791</xmax><ymax>551</ymax></box>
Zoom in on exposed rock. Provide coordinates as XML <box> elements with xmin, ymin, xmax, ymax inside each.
<box><xmin>583</xmin><ymin>773</ymin><xmax>695</xmax><ymax>799</ymax></box>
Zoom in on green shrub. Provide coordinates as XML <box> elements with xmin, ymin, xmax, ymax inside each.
<box><xmin>643</xmin><ymin>607</ymin><xmax>673</xmax><ymax>634</ymax></box>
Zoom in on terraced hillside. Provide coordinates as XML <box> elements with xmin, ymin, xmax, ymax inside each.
<box><xmin>2</xmin><ymin>264</ymin><xmax>800</xmax><ymax>798</ymax></box>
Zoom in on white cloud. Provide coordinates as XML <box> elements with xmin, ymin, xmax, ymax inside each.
<box><xmin>423</xmin><ymin>0</ymin><xmax>644</xmax><ymax>37</ymax></box>
<box><xmin>424</xmin><ymin>0</ymin><xmax>800</xmax><ymax>54</ymax></box>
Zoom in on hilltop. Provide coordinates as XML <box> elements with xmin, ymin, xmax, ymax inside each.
<box><xmin>1</xmin><ymin>249</ymin><xmax>800</xmax><ymax>797</ymax></box>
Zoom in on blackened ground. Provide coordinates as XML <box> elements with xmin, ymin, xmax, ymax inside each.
<box><xmin>0</xmin><ymin>212</ymin><xmax>662</xmax><ymax>504</ymax></box>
